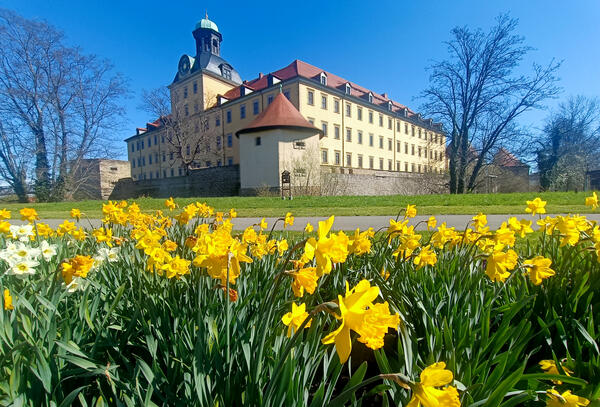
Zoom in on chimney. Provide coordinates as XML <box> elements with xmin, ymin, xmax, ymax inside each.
<box><xmin>382</xmin><ymin>92</ymin><xmax>388</xmax><ymax>98</ymax></box>
<box><xmin>258</xmin><ymin>72</ymin><xmax>264</xmax><ymax>78</ymax></box>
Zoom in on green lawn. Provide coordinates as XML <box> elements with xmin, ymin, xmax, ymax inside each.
<box><xmin>0</xmin><ymin>191</ymin><xmax>593</xmax><ymax>219</ymax></box>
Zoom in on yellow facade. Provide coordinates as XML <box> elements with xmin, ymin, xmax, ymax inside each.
<box><xmin>126</xmin><ymin>75</ymin><xmax>445</xmax><ymax>181</ymax></box>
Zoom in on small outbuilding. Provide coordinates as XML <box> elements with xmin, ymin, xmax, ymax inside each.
<box><xmin>236</xmin><ymin>92</ymin><xmax>323</xmax><ymax>195</ymax></box>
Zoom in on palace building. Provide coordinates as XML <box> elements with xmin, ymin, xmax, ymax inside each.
<box><xmin>125</xmin><ymin>15</ymin><xmax>446</xmax><ymax>195</ymax></box>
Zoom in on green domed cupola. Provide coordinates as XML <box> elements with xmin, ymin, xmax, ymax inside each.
<box><xmin>195</xmin><ymin>13</ymin><xmax>219</xmax><ymax>32</ymax></box>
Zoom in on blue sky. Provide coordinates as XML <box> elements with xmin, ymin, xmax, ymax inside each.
<box><xmin>5</xmin><ymin>0</ymin><xmax>600</xmax><ymax>159</ymax></box>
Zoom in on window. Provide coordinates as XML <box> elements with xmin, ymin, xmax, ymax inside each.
<box><xmin>388</xmin><ymin>160</ymin><xmax>392</xmax><ymax>171</ymax></box>
<box><xmin>154</xmin><ymin>135</ymin><xmax>157</xmax><ymax>145</ymax></box>
<box><xmin>322</xmin><ymin>122</ymin><xmax>328</xmax><ymax>136</ymax></box>
<box><xmin>412</xmin><ymin>126</ymin><xmax>415</xmax><ymax>137</ymax></box>
<box><xmin>418</xmin><ymin>164</ymin><xmax>422</xmax><ymax>173</ymax></box>
<box><xmin>388</xmin><ymin>118</ymin><xmax>392</xmax><ymax>129</ymax></box>
<box><xmin>227</xmin><ymin>134</ymin><xmax>233</xmax><ymax>148</ymax></box>
<box><xmin>419</xmin><ymin>128</ymin><xmax>422</xmax><ymax>138</ymax></box>
<box><xmin>346</xmin><ymin>128</ymin><xmax>352</xmax><ymax>142</ymax></box>
<box><xmin>149</xmin><ymin>154</ymin><xmax>152</xmax><ymax>164</ymax></box>
<box><xmin>368</xmin><ymin>93</ymin><xmax>373</xmax><ymax>103</ymax></box>
<box><xmin>405</xmin><ymin>123</ymin><xmax>408</xmax><ymax>134</ymax></box>
<box><xmin>308</xmin><ymin>117</ymin><xmax>315</xmax><ymax>125</ymax></box>
<box><xmin>307</xmin><ymin>90</ymin><xmax>314</xmax><ymax>105</ymax></box>
<box><xmin>149</xmin><ymin>172</ymin><xmax>152</xmax><ymax>179</ymax></box>
<box><xmin>216</xmin><ymin>116</ymin><xmax>221</xmax><ymax>127</ymax></box>
<box><xmin>222</xmin><ymin>66</ymin><xmax>232</xmax><ymax>80</ymax></box>
<box><xmin>156</xmin><ymin>171</ymin><xmax>159</xmax><ymax>178</ymax></box>
<box><xmin>141</xmin><ymin>140</ymin><xmax>144</xmax><ymax>149</ymax></box>
<box><xmin>379</xmin><ymin>114</ymin><xmax>383</xmax><ymax>127</ymax></box>
<box><xmin>227</xmin><ymin>157</ymin><xmax>233</xmax><ymax>166</ymax></box>
<box><xmin>240</xmin><ymin>104</ymin><xmax>246</xmax><ymax>119</ymax></box>
<box><xmin>194</xmin><ymin>103</ymin><xmax>199</xmax><ymax>113</ymax></box>
<box><xmin>162</xmin><ymin>153</ymin><xmax>166</xmax><ymax>162</ymax></box>
<box><xmin>388</xmin><ymin>138</ymin><xmax>392</xmax><ymax>151</ymax></box>
<box><xmin>334</xmin><ymin>151</ymin><xmax>341</xmax><ymax>165</ymax></box>
<box><xmin>411</xmin><ymin>144</ymin><xmax>415</xmax><ymax>155</ymax></box>
<box><xmin>379</xmin><ymin>158</ymin><xmax>384</xmax><ymax>170</ymax></box>
<box><xmin>132</xmin><ymin>160</ymin><xmax>135</xmax><ymax>168</ymax></box>
<box><xmin>216</xmin><ymin>136</ymin><xmax>222</xmax><ymax>150</ymax></box>
<box><xmin>171</xmin><ymin>168</ymin><xmax>174</xmax><ymax>177</ymax></box>
<box><xmin>321</xmin><ymin>149</ymin><xmax>328</xmax><ymax>163</ymax></box>
<box><xmin>396</xmin><ymin>161</ymin><xmax>400</xmax><ymax>171</ymax></box>
<box><xmin>346</xmin><ymin>153</ymin><xmax>352</xmax><ymax>167</ymax></box>
<box><xmin>334</xmin><ymin>125</ymin><xmax>340</xmax><ymax>139</ymax></box>
<box><xmin>321</xmin><ymin>95</ymin><xmax>327</xmax><ymax>109</ymax></box>
<box><xmin>334</xmin><ymin>99</ymin><xmax>340</xmax><ymax>113</ymax></box>
<box><xmin>148</xmin><ymin>137</ymin><xmax>151</xmax><ymax>147</ymax></box>
<box><xmin>206</xmin><ymin>161</ymin><xmax>211</xmax><ymax>167</ymax></box>
<box><xmin>345</xmin><ymin>83</ymin><xmax>351</xmax><ymax>95</ymax></box>
<box><xmin>131</xmin><ymin>143</ymin><xmax>134</xmax><ymax>152</ymax></box>
<box><xmin>169</xmin><ymin>152</ymin><xmax>174</xmax><ymax>160</ymax></box>
<box><xmin>163</xmin><ymin>170</ymin><xmax>167</xmax><ymax>178</ymax></box>
<box><xmin>369</xmin><ymin>156</ymin><xmax>374</xmax><ymax>169</ymax></box>
<box><xmin>358</xmin><ymin>155</ymin><xmax>363</xmax><ymax>168</ymax></box>
<box><xmin>405</xmin><ymin>143</ymin><xmax>408</xmax><ymax>154</ymax></box>
<box><xmin>368</xmin><ymin>111</ymin><xmax>373</xmax><ymax>124</ymax></box>
<box><xmin>183</xmin><ymin>87</ymin><xmax>188</xmax><ymax>99</ymax></box>
<box><xmin>357</xmin><ymin>107</ymin><xmax>362</xmax><ymax>120</ymax></box>
<box><xmin>193</xmin><ymin>82</ymin><xmax>198</xmax><ymax>94</ymax></box>
<box><xmin>185</xmin><ymin>145</ymin><xmax>190</xmax><ymax>156</ymax></box>
<box><xmin>253</xmin><ymin>100</ymin><xmax>259</xmax><ymax>115</ymax></box>
<box><xmin>161</xmin><ymin>136</ymin><xmax>165</xmax><ymax>143</ymax></box>
<box><xmin>418</xmin><ymin>146</ymin><xmax>422</xmax><ymax>157</ymax></box>
<box><xmin>320</xmin><ymin>73</ymin><xmax>327</xmax><ymax>85</ymax></box>
<box><xmin>255</xmin><ymin>136</ymin><xmax>261</xmax><ymax>146</ymax></box>
<box><xmin>379</xmin><ymin>136</ymin><xmax>384</xmax><ymax>149</ymax></box>
<box><xmin>226</xmin><ymin>110</ymin><xmax>231</xmax><ymax>123</ymax></box>
<box><xmin>405</xmin><ymin>162</ymin><xmax>409</xmax><ymax>172</ymax></box>
<box><xmin>397</xmin><ymin>121</ymin><xmax>400</xmax><ymax>132</ymax></box>
<box><xmin>357</xmin><ymin>131</ymin><xmax>363</xmax><ymax>144</ymax></box>
<box><xmin>267</xmin><ymin>95</ymin><xmax>274</xmax><ymax>105</ymax></box>
<box><xmin>369</xmin><ymin>133</ymin><xmax>374</xmax><ymax>147</ymax></box>
<box><xmin>179</xmin><ymin>168</ymin><xmax>183</xmax><ymax>176</ymax></box>
<box><xmin>396</xmin><ymin>141</ymin><xmax>400</xmax><ymax>152</ymax></box>
<box><xmin>345</xmin><ymin>103</ymin><xmax>351</xmax><ymax>117</ymax></box>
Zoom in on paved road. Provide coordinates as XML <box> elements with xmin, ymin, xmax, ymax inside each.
<box><xmin>8</xmin><ymin>213</ymin><xmax>600</xmax><ymax>231</ymax></box>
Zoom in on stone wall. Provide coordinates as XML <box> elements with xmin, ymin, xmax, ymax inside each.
<box><xmin>110</xmin><ymin>165</ymin><xmax>240</xmax><ymax>199</ymax></box>
<box><xmin>320</xmin><ymin>167</ymin><xmax>448</xmax><ymax>196</ymax></box>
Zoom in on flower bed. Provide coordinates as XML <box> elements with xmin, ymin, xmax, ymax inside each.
<box><xmin>0</xmin><ymin>194</ymin><xmax>598</xmax><ymax>406</ymax></box>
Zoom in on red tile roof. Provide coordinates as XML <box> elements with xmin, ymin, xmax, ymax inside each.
<box><xmin>223</xmin><ymin>59</ymin><xmax>415</xmax><ymax>116</ymax></box>
<box><xmin>236</xmin><ymin>92</ymin><xmax>323</xmax><ymax>137</ymax></box>
<box><xmin>494</xmin><ymin>148</ymin><xmax>528</xmax><ymax>167</ymax></box>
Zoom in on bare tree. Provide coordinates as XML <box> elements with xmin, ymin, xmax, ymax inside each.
<box><xmin>420</xmin><ymin>14</ymin><xmax>561</xmax><ymax>194</ymax></box>
<box><xmin>536</xmin><ymin>95</ymin><xmax>600</xmax><ymax>191</ymax></box>
<box><xmin>0</xmin><ymin>8</ymin><xmax>128</xmax><ymax>201</ymax></box>
<box><xmin>140</xmin><ymin>86</ymin><xmax>223</xmax><ymax>174</ymax></box>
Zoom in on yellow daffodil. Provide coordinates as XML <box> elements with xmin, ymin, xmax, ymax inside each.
<box><xmin>282</xmin><ymin>302</ymin><xmax>311</xmax><ymax>337</ymax></box>
<box><xmin>165</xmin><ymin>197</ymin><xmax>176</xmax><ymax>210</ymax></box>
<box><xmin>380</xmin><ymin>268</ymin><xmax>390</xmax><ymax>281</ymax></box>
<box><xmin>348</xmin><ymin>228</ymin><xmax>374</xmax><ymax>255</ymax></box>
<box><xmin>303</xmin><ymin>216</ymin><xmax>350</xmax><ymax>276</ymax></box>
<box><xmin>259</xmin><ymin>218</ymin><xmax>268</xmax><ymax>230</ymax></box>
<box><xmin>0</xmin><ymin>209</ymin><xmax>11</xmax><ymax>220</ymax></box>
<box><xmin>277</xmin><ymin>239</ymin><xmax>289</xmax><ymax>256</ymax></box>
<box><xmin>70</xmin><ymin>208</ymin><xmax>82</xmax><ymax>221</ymax></box>
<box><xmin>304</xmin><ymin>222</ymin><xmax>314</xmax><ymax>233</ymax></box>
<box><xmin>229</xmin><ymin>208</ymin><xmax>237</xmax><ymax>218</ymax></box>
<box><xmin>485</xmin><ymin>250</ymin><xmax>518</xmax><ymax>282</ymax></box>
<box><xmin>20</xmin><ymin>208</ymin><xmax>39</xmax><ymax>223</ymax></box>
<box><xmin>290</xmin><ymin>267</ymin><xmax>319</xmax><ymax>297</ymax></box>
<box><xmin>3</xmin><ymin>289</ymin><xmax>14</xmax><ymax>310</ymax></box>
<box><xmin>472</xmin><ymin>213</ymin><xmax>487</xmax><ymax>230</ymax></box>
<box><xmin>525</xmin><ymin>197</ymin><xmax>547</xmax><ymax>216</ymax></box>
<box><xmin>539</xmin><ymin>359</ymin><xmax>573</xmax><ymax>384</ymax></box>
<box><xmin>413</xmin><ymin>245</ymin><xmax>437</xmax><ymax>269</ymax></box>
<box><xmin>284</xmin><ymin>212</ymin><xmax>294</xmax><ymax>228</ymax></box>
<box><xmin>407</xmin><ymin>362</ymin><xmax>460</xmax><ymax>407</ymax></box>
<box><xmin>545</xmin><ymin>389</ymin><xmax>589</xmax><ymax>407</ymax></box>
<box><xmin>322</xmin><ymin>280</ymin><xmax>399</xmax><ymax>363</ymax></box>
<box><xmin>405</xmin><ymin>204</ymin><xmax>417</xmax><ymax>219</ymax></box>
<box><xmin>427</xmin><ymin>216</ymin><xmax>437</xmax><ymax>230</ymax></box>
<box><xmin>585</xmin><ymin>191</ymin><xmax>598</xmax><ymax>210</ymax></box>
<box><xmin>524</xmin><ymin>256</ymin><xmax>555</xmax><ymax>285</ymax></box>
<box><xmin>61</xmin><ymin>255</ymin><xmax>95</xmax><ymax>285</ymax></box>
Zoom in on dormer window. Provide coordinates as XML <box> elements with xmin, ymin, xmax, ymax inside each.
<box><xmin>368</xmin><ymin>93</ymin><xmax>373</xmax><ymax>103</ymax></box>
<box><xmin>388</xmin><ymin>101</ymin><xmax>393</xmax><ymax>111</ymax></box>
<box><xmin>320</xmin><ymin>72</ymin><xmax>327</xmax><ymax>86</ymax></box>
<box><xmin>220</xmin><ymin>64</ymin><xmax>232</xmax><ymax>80</ymax></box>
<box><xmin>345</xmin><ymin>83</ymin><xmax>351</xmax><ymax>95</ymax></box>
